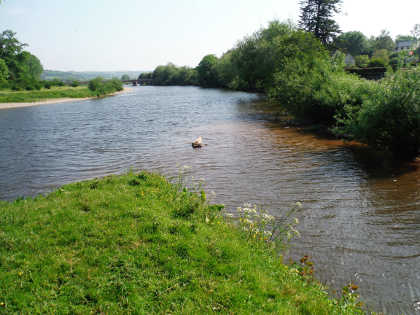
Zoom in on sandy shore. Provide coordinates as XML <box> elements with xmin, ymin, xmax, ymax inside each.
<box><xmin>0</xmin><ymin>87</ymin><xmax>133</xmax><ymax>110</ymax></box>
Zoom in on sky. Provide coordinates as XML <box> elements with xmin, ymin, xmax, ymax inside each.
<box><xmin>1</xmin><ymin>0</ymin><xmax>419</xmax><ymax>72</ymax></box>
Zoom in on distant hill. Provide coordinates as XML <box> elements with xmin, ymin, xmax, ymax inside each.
<box><xmin>41</xmin><ymin>70</ymin><xmax>147</xmax><ymax>81</ymax></box>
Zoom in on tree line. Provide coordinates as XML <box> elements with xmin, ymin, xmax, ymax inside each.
<box><xmin>0</xmin><ymin>30</ymin><xmax>123</xmax><ymax>96</ymax></box>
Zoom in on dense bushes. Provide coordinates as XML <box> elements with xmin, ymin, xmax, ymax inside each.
<box><xmin>88</xmin><ymin>77</ymin><xmax>123</xmax><ymax>96</ymax></box>
<box><xmin>139</xmin><ymin>64</ymin><xmax>197</xmax><ymax>86</ymax></box>
<box><xmin>335</xmin><ymin>69</ymin><xmax>420</xmax><ymax>160</ymax></box>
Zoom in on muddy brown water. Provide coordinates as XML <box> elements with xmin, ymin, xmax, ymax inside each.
<box><xmin>0</xmin><ymin>86</ymin><xmax>419</xmax><ymax>314</ymax></box>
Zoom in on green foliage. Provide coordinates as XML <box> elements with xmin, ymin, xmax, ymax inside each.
<box><xmin>334</xmin><ymin>31</ymin><xmax>369</xmax><ymax>56</ymax></box>
<box><xmin>88</xmin><ymin>77</ymin><xmax>123</xmax><ymax>96</ymax></box>
<box><xmin>371</xmin><ymin>30</ymin><xmax>395</xmax><ymax>53</ymax></box>
<box><xmin>0</xmin><ymin>87</ymin><xmax>97</xmax><ymax>103</ymax></box>
<box><xmin>368</xmin><ymin>57</ymin><xmax>387</xmax><ymax>68</ymax></box>
<box><xmin>389</xmin><ymin>50</ymin><xmax>415</xmax><ymax>70</ymax></box>
<box><xmin>0</xmin><ymin>58</ymin><xmax>8</xmax><ymax>87</ymax></box>
<box><xmin>197</xmin><ymin>54</ymin><xmax>220</xmax><ymax>87</ymax></box>
<box><xmin>0</xmin><ymin>30</ymin><xmax>43</xmax><ymax>89</ymax></box>
<box><xmin>121</xmin><ymin>74</ymin><xmax>130</xmax><ymax>81</ymax></box>
<box><xmin>0</xmin><ymin>172</ymin><xmax>366</xmax><ymax>314</ymax></box>
<box><xmin>335</xmin><ymin>69</ymin><xmax>420</xmax><ymax>160</ymax></box>
<box><xmin>70</xmin><ymin>80</ymin><xmax>80</xmax><ymax>87</ymax></box>
<box><xmin>354</xmin><ymin>55</ymin><xmax>370</xmax><ymax>68</ymax></box>
<box><xmin>298</xmin><ymin>0</ymin><xmax>342</xmax><ymax>46</ymax></box>
<box><xmin>149</xmin><ymin>63</ymin><xmax>197</xmax><ymax>86</ymax></box>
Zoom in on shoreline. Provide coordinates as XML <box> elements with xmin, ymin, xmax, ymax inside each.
<box><xmin>0</xmin><ymin>86</ymin><xmax>133</xmax><ymax>110</ymax></box>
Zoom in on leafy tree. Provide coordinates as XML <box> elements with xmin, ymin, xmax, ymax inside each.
<box><xmin>121</xmin><ymin>74</ymin><xmax>130</xmax><ymax>81</ymax></box>
<box><xmin>299</xmin><ymin>0</ymin><xmax>342</xmax><ymax>46</ymax></box>
<box><xmin>196</xmin><ymin>55</ymin><xmax>220</xmax><ymax>87</ymax></box>
<box><xmin>0</xmin><ymin>58</ymin><xmax>8</xmax><ymax>88</ymax></box>
<box><xmin>20</xmin><ymin>52</ymin><xmax>43</xmax><ymax>79</ymax></box>
<box><xmin>372</xmin><ymin>30</ymin><xmax>395</xmax><ymax>52</ymax></box>
<box><xmin>334</xmin><ymin>31</ymin><xmax>368</xmax><ymax>56</ymax></box>
<box><xmin>0</xmin><ymin>58</ymin><xmax>8</xmax><ymax>82</ymax></box>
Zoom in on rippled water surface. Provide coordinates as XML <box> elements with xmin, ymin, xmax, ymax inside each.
<box><xmin>0</xmin><ymin>86</ymin><xmax>419</xmax><ymax>314</ymax></box>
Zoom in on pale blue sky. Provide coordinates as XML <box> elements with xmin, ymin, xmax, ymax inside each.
<box><xmin>1</xmin><ymin>0</ymin><xmax>419</xmax><ymax>71</ymax></box>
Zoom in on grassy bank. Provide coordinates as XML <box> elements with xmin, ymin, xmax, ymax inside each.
<box><xmin>0</xmin><ymin>86</ymin><xmax>97</xmax><ymax>103</ymax></box>
<box><xmin>0</xmin><ymin>172</ymin><xmax>365</xmax><ymax>314</ymax></box>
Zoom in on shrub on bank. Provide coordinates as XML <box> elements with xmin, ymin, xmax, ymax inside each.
<box><xmin>335</xmin><ymin>68</ymin><xmax>420</xmax><ymax>160</ymax></box>
<box><xmin>88</xmin><ymin>77</ymin><xmax>123</xmax><ymax>96</ymax></box>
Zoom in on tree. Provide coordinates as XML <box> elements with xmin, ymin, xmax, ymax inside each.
<box><xmin>20</xmin><ymin>52</ymin><xmax>43</xmax><ymax>79</ymax></box>
<box><xmin>196</xmin><ymin>55</ymin><xmax>220</xmax><ymax>87</ymax></box>
<box><xmin>121</xmin><ymin>74</ymin><xmax>130</xmax><ymax>81</ymax></box>
<box><xmin>299</xmin><ymin>0</ymin><xmax>342</xmax><ymax>46</ymax></box>
<box><xmin>334</xmin><ymin>31</ymin><xmax>368</xmax><ymax>56</ymax></box>
<box><xmin>372</xmin><ymin>30</ymin><xmax>395</xmax><ymax>52</ymax></box>
<box><xmin>0</xmin><ymin>58</ymin><xmax>8</xmax><ymax>86</ymax></box>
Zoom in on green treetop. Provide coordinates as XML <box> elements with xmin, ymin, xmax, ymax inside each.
<box><xmin>299</xmin><ymin>0</ymin><xmax>342</xmax><ymax>46</ymax></box>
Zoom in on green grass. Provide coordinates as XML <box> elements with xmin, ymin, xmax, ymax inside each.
<box><xmin>0</xmin><ymin>172</ymin><xmax>365</xmax><ymax>314</ymax></box>
<box><xmin>0</xmin><ymin>86</ymin><xmax>97</xmax><ymax>103</ymax></box>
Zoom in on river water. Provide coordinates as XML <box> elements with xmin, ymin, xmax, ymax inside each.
<box><xmin>0</xmin><ymin>86</ymin><xmax>419</xmax><ymax>314</ymax></box>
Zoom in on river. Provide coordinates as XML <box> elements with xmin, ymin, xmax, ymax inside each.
<box><xmin>0</xmin><ymin>86</ymin><xmax>419</xmax><ymax>314</ymax></box>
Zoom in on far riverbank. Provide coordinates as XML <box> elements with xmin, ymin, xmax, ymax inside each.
<box><xmin>0</xmin><ymin>87</ymin><xmax>132</xmax><ymax>110</ymax></box>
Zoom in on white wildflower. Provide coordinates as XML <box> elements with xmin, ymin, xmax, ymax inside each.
<box><xmin>262</xmin><ymin>213</ymin><xmax>275</xmax><ymax>221</ymax></box>
<box><xmin>295</xmin><ymin>201</ymin><xmax>303</xmax><ymax>208</ymax></box>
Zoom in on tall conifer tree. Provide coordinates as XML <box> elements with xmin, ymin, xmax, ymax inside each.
<box><xmin>299</xmin><ymin>0</ymin><xmax>342</xmax><ymax>46</ymax></box>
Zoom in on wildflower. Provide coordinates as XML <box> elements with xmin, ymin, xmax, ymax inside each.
<box><xmin>244</xmin><ymin>218</ymin><xmax>253</xmax><ymax>225</ymax></box>
<box><xmin>18</xmin><ymin>271</ymin><xmax>23</xmax><ymax>277</ymax></box>
<box><xmin>264</xmin><ymin>231</ymin><xmax>273</xmax><ymax>236</ymax></box>
<box><xmin>225</xmin><ymin>213</ymin><xmax>234</xmax><ymax>218</ymax></box>
<box><xmin>290</xmin><ymin>226</ymin><xmax>300</xmax><ymax>237</ymax></box>
<box><xmin>295</xmin><ymin>201</ymin><xmax>303</xmax><ymax>208</ymax></box>
<box><xmin>262</xmin><ymin>213</ymin><xmax>275</xmax><ymax>221</ymax></box>
<box><xmin>294</xmin><ymin>217</ymin><xmax>299</xmax><ymax>224</ymax></box>
<box><xmin>0</xmin><ymin>302</ymin><xmax>4</xmax><ymax>307</ymax></box>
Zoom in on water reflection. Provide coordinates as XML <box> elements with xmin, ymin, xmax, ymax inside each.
<box><xmin>0</xmin><ymin>86</ymin><xmax>419</xmax><ymax>314</ymax></box>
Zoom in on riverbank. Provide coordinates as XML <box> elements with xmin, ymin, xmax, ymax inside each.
<box><xmin>0</xmin><ymin>87</ymin><xmax>132</xmax><ymax>110</ymax></box>
<box><xmin>0</xmin><ymin>172</ymin><xmax>365</xmax><ymax>314</ymax></box>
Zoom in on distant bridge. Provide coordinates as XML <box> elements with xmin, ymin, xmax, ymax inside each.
<box><xmin>122</xmin><ymin>79</ymin><xmax>153</xmax><ymax>86</ymax></box>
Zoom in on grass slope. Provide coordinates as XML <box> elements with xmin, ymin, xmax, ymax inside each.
<box><xmin>0</xmin><ymin>87</ymin><xmax>96</xmax><ymax>103</ymax></box>
<box><xmin>0</xmin><ymin>172</ymin><xmax>364</xmax><ymax>314</ymax></box>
